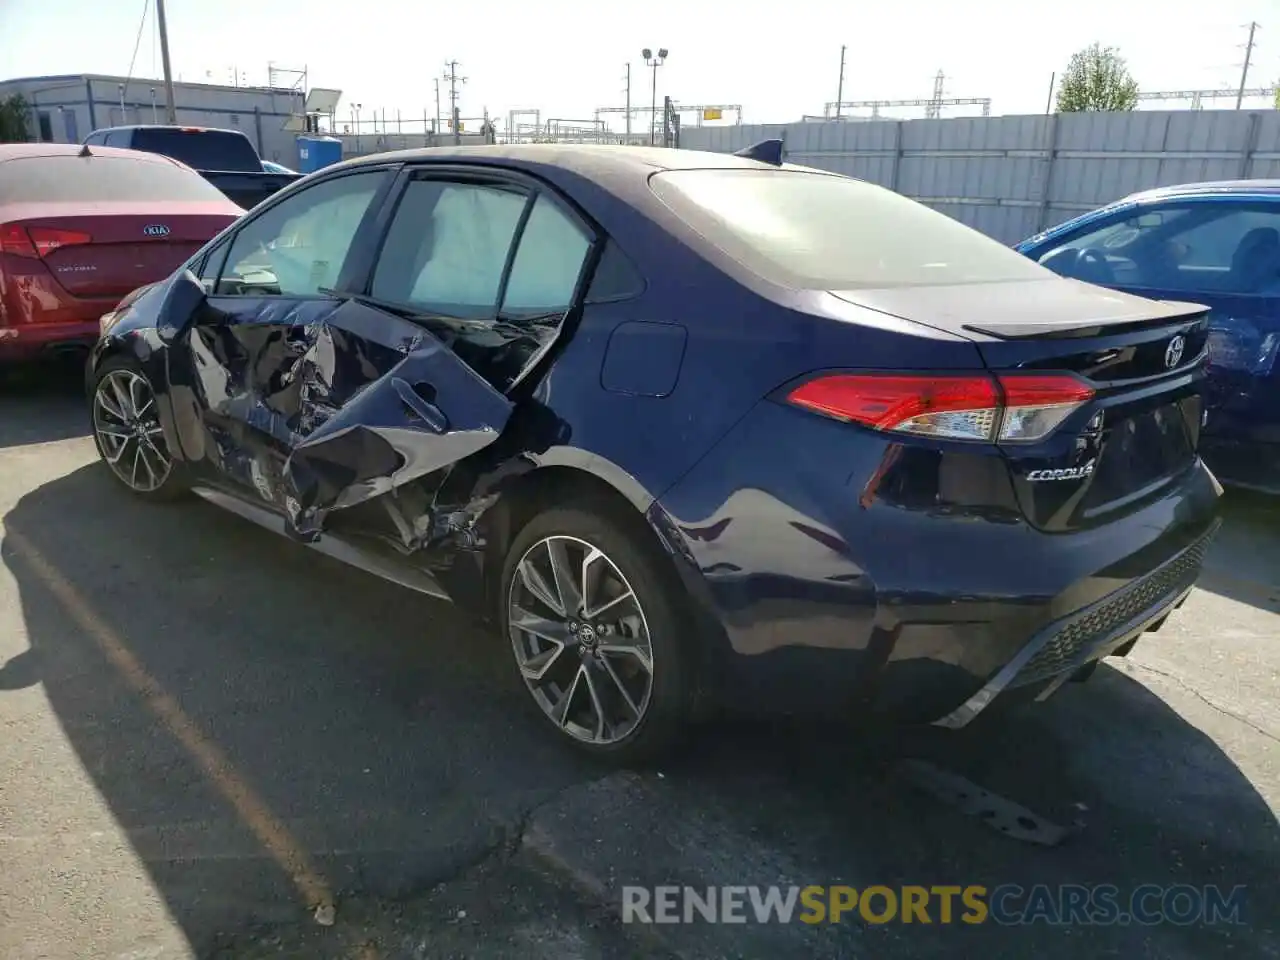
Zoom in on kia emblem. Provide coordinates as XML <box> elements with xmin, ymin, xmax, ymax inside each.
<box><xmin>142</xmin><ymin>224</ymin><xmax>171</xmax><ymax>238</ymax></box>
<box><xmin>1164</xmin><ymin>335</ymin><xmax>1186</xmax><ymax>369</ymax></box>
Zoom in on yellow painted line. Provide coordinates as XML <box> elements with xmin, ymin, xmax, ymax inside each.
<box><xmin>4</xmin><ymin>526</ymin><xmax>335</xmax><ymax>916</ymax></box>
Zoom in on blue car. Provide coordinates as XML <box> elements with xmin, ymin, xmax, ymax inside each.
<box><xmin>1018</xmin><ymin>181</ymin><xmax>1280</xmax><ymax>493</ymax></box>
<box><xmin>86</xmin><ymin>145</ymin><xmax>1221</xmax><ymax>762</ymax></box>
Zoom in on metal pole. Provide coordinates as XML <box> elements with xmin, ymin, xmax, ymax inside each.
<box><xmin>625</xmin><ymin>63</ymin><xmax>632</xmax><ymax>142</ymax></box>
<box><xmin>1237</xmin><ymin>21</ymin><xmax>1259</xmax><ymax>109</ymax></box>
<box><xmin>1045</xmin><ymin>71</ymin><xmax>1055</xmax><ymax>114</ymax></box>
<box><xmin>154</xmin><ymin>0</ymin><xmax>178</xmax><ymax>123</ymax></box>
<box><xmin>835</xmin><ymin>45</ymin><xmax>846</xmax><ymax>119</ymax></box>
<box><xmin>434</xmin><ymin>80</ymin><xmax>442</xmax><ymax>140</ymax></box>
<box><xmin>650</xmin><ymin>62</ymin><xmax>658</xmax><ymax>145</ymax></box>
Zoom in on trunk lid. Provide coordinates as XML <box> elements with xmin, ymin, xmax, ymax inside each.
<box><xmin>832</xmin><ymin>278</ymin><xmax>1211</xmax><ymax>531</ymax></box>
<box><xmin>12</xmin><ymin>209</ymin><xmax>237</xmax><ymax>300</ymax></box>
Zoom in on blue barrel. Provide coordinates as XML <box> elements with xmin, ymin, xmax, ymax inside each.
<box><xmin>296</xmin><ymin>135</ymin><xmax>343</xmax><ymax>173</ymax></box>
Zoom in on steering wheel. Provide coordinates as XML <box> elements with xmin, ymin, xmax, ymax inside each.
<box><xmin>1074</xmin><ymin>247</ymin><xmax>1114</xmax><ymax>284</ymax></box>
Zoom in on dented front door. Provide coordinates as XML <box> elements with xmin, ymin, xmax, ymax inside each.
<box><xmin>183</xmin><ymin>293</ymin><xmax>513</xmax><ymax>540</ymax></box>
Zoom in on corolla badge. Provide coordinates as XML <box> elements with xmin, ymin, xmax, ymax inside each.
<box><xmin>1026</xmin><ymin>458</ymin><xmax>1096</xmax><ymax>482</ymax></box>
<box><xmin>1164</xmin><ymin>334</ymin><xmax>1186</xmax><ymax>369</ymax></box>
<box><xmin>142</xmin><ymin>224</ymin><xmax>171</xmax><ymax>237</ymax></box>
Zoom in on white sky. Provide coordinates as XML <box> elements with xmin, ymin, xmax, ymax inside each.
<box><xmin>1</xmin><ymin>0</ymin><xmax>1277</xmax><ymax>126</ymax></box>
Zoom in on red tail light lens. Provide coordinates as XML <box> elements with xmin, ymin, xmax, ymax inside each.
<box><xmin>786</xmin><ymin>372</ymin><xmax>1095</xmax><ymax>444</ymax></box>
<box><xmin>26</xmin><ymin>227</ymin><xmax>93</xmax><ymax>257</ymax></box>
<box><xmin>0</xmin><ymin>224</ymin><xmax>38</xmax><ymax>258</ymax></box>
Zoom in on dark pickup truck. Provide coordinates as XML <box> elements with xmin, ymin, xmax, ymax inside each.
<box><xmin>81</xmin><ymin>125</ymin><xmax>302</xmax><ymax>210</ymax></box>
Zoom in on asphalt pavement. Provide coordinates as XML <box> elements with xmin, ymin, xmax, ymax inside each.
<box><xmin>0</xmin><ymin>363</ymin><xmax>1276</xmax><ymax>960</ymax></box>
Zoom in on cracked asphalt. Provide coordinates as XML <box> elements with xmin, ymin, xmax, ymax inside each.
<box><xmin>0</xmin><ymin>364</ymin><xmax>1276</xmax><ymax>960</ymax></box>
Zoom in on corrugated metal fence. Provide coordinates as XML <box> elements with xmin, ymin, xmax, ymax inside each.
<box><xmin>678</xmin><ymin>110</ymin><xmax>1280</xmax><ymax>243</ymax></box>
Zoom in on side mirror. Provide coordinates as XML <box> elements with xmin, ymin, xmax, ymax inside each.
<box><xmin>1136</xmin><ymin>212</ymin><xmax>1164</xmax><ymax>229</ymax></box>
<box><xmin>155</xmin><ymin>269</ymin><xmax>209</xmax><ymax>343</ymax></box>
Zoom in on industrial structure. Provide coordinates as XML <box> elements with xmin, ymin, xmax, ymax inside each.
<box><xmin>822</xmin><ymin>70</ymin><xmax>993</xmax><ymax>120</ymax></box>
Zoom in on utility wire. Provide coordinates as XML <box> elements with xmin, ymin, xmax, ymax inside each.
<box><xmin>123</xmin><ymin>0</ymin><xmax>150</xmax><ymax>92</ymax></box>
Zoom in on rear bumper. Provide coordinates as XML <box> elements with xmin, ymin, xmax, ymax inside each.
<box><xmin>0</xmin><ymin>321</ymin><xmax>99</xmax><ymax>364</ymax></box>
<box><xmin>1200</xmin><ymin>435</ymin><xmax>1280</xmax><ymax>495</ymax></box>
<box><xmin>934</xmin><ymin>522</ymin><xmax>1217</xmax><ymax>728</ymax></box>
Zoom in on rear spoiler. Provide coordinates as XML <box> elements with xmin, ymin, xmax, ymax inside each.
<box><xmin>963</xmin><ymin>301</ymin><xmax>1210</xmax><ymax>341</ymax></box>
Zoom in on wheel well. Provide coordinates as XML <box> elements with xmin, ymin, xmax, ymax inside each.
<box><xmin>480</xmin><ymin>465</ymin><xmax>663</xmax><ymax>614</ymax></box>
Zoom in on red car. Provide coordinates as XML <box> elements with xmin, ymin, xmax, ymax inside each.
<box><xmin>0</xmin><ymin>143</ymin><xmax>242</xmax><ymax>365</ymax></box>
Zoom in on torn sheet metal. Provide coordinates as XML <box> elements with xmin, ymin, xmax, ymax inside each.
<box><xmin>282</xmin><ymin>318</ymin><xmax>513</xmax><ymax>540</ymax></box>
<box><xmin>185</xmin><ymin>295</ymin><xmax>513</xmax><ymax>543</ymax></box>
<box><xmin>893</xmin><ymin>758</ymin><xmax>1071</xmax><ymax>847</ymax></box>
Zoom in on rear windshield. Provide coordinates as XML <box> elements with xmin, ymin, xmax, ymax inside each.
<box><xmin>0</xmin><ymin>155</ymin><xmax>230</xmax><ymax>204</ymax></box>
<box><xmin>129</xmin><ymin>128</ymin><xmax>259</xmax><ymax>171</ymax></box>
<box><xmin>649</xmin><ymin>168</ymin><xmax>1051</xmax><ymax>289</ymax></box>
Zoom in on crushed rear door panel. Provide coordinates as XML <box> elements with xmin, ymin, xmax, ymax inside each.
<box><xmin>187</xmin><ymin>294</ymin><xmax>513</xmax><ymax>542</ymax></box>
<box><xmin>283</xmin><ymin>303</ymin><xmax>513</xmax><ymax>538</ymax></box>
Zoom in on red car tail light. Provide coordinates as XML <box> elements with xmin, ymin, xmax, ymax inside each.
<box><xmin>0</xmin><ymin>224</ymin><xmax>39</xmax><ymax>258</ymax></box>
<box><xmin>26</xmin><ymin>226</ymin><xmax>93</xmax><ymax>257</ymax></box>
<box><xmin>0</xmin><ymin>225</ymin><xmax>92</xmax><ymax>259</ymax></box>
<box><xmin>786</xmin><ymin>372</ymin><xmax>1095</xmax><ymax>444</ymax></box>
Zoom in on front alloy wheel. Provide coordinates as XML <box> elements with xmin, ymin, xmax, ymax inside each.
<box><xmin>93</xmin><ymin>367</ymin><xmax>173</xmax><ymax>494</ymax></box>
<box><xmin>508</xmin><ymin>534</ymin><xmax>656</xmax><ymax>746</ymax></box>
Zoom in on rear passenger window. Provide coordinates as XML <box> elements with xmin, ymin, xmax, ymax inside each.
<box><xmin>371</xmin><ymin>180</ymin><xmax>527</xmax><ymax>319</ymax></box>
<box><xmin>501</xmin><ymin>194</ymin><xmax>591</xmax><ymax>316</ymax></box>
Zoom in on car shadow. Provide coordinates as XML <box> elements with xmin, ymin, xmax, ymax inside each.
<box><xmin>1</xmin><ymin>462</ymin><xmax>599</xmax><ymax>955</ymax></box>
<box><xmin>665</xmin><ymin>661</ymin><xmax>1278</xmax><ymax>956</ymax></box>
<box><xmin>2</xmin><ymin>462</ymin><xmax>1277</xmax><ymax>958</ymax></box>
<box><xmin>1196</xmin><ymin>488</ymin><xmax>1280</xmax><ymax>613</ymax></box>
<box><xmin>0</xmin><ymin>360</ymin><xmax>91</xmax><ymax>450</ymax></box>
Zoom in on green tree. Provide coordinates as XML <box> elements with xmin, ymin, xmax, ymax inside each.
<box><xmin>1056</xmin><ymin>43</ymin><xmax>1139</xmax><ymax>112</ymax></box>
<box><xmin>0</xmin><ymin>94</ymin><xmax>32</xmax><ymax>142</ymax></box>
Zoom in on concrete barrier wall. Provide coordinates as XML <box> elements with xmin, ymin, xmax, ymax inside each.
<box><xmin>680</xmin><ymin>110</ymin><xmax>1280</xmax><ymax>243</ymax></box>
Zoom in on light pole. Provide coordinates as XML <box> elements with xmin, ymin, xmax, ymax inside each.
<box><xmin>642</xmin><ymin>47</ymin><xmax>667</xmax><ymax>145</ymax></box>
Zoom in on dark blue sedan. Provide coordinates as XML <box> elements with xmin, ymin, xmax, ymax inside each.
<box><xmin>1018</xmin><ymin>180</ymin><xmax>1280</xmax><ymax>493</ymax></box>
<box><xmin>86</xmin><ymin>145</ymin><xmax>1221</xmax><ymax>763</ymax></box>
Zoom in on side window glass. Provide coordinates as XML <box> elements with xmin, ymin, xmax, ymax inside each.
<box><xmin>1036</xmin><ymin>209</ymin><xmax>1192</xmax><ymax>287</ymax></box>
<box><xmin>1164</xmin><ymin>209</ymin><xmax>1280</xmax><ymax>295</ymax></box>
<box><xmin>501</xmin><ymin>194</ymin><xmax>591</xmax><ymax>315</ymax></box>
<box><xmin>195</xmin><ymin>237</ymin><xmax>231</xmax><ymax>292</ymax></box>
<box><xmin>371</xmin><ymin>180</ymin><xmax>527</xmax><ymax>318</ymax></box>
<box><xmin>217</xmin><ymin>170</ymin><xmax>386</xmax><ymax>296</ymax></box>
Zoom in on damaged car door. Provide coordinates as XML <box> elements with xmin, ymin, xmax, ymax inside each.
<box><xmin>180</xmin><ymin>164</ymin><xmax>591</xmax><ymax>559</ymax></box>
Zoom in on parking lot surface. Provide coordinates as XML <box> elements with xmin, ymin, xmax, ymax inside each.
<box><xmin>1</xmin><ymin>366</ymin><xmax>1277</xmax><ymax>960</ymax></box>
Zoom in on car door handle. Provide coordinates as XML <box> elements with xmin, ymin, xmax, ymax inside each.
<box><xmin>392</xmin><ymin>377</ymin><xmax>448</xmax><ymax>433</ymax></box>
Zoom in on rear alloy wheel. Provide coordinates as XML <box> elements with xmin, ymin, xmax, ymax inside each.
<box><xmin>91</xmin><ymin>363</ymin><xmax>184</xmax><ymax>499</ymax></box>
<box><xmin>502</xmin><ymin>507</ymin><xmax>692</xmax><ymax>763</ymax></box>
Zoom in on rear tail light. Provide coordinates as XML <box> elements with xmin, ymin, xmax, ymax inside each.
<box><xmin>27</xmin><ymin>227</ymin><xmax>93</xmax><ymax>257</ymax></box>
<box><xmin>0</xmin><ymin>225</ymin><xmax>92</xmax><ymax>259</ymax></box>
<box><xmin>0</xmin><ymin>224</ymin><xmax>38</xmax><ymax>258</ymax></box>
<box><xmin>785</xmin><ymin>372</ymin><xmax>1095</xmax><ymax>444</ymax></box>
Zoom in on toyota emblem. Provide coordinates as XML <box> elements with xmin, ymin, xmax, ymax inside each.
<box><xmin>1164</xmin><ymin>335</ymin><xmax>1186</xmax><ymax>369</ymax></box>
<box><xmin>142</xmin><ymin>224</ymin><xmax>171</xmax><ymax>238</ymax></box>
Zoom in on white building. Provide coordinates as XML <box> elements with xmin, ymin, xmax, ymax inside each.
<box><xmin>0</xmin><ymin>73</ymin><xmax>306</xmax><ymax>165</ymax></box>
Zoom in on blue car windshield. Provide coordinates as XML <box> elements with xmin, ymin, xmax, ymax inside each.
<box><xmin>650</xmin><ymin>168</ymin><xmax>1051</xmax><ymax>289</ymax></box>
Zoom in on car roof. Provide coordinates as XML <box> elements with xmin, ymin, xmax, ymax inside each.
<box><xmin>1122</xmin><ymin>179</ymin><xmax>1280</xmax><ymax>203</ymax></box>
<box><xmin>90</xmin><ymin>124</ymin><xmax>246</xmax><ymax>136</ymax></box>
<box><xmin>0</xmin><ymin>142</ymin><xmax>186</xmax><ymax>165</ymax></box>
<box><xmin>337</xmin><ymin>142</ymin><xmax>819</xmax><ymax>181</ymax></box>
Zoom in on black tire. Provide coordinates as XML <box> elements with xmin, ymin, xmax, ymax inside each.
<box><xmin>89</xmin><ymin>355</ymin><xmax>190</xmax><ymax>502</ymax></box>
<box><xmin>499</xmin><ymin>503</ymin><xmax>695</xmax><ymax>765</ymax></box>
